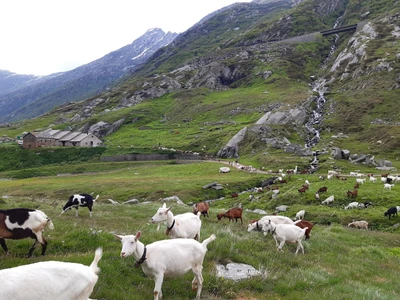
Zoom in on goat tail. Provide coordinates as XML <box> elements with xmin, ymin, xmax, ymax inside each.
<box><xmin>94</xmin><ymin>195</ymin><xmax>99</xmax><ymax>201</ymax></box>
<box><xmin>201</xmin><ymin>234</ymin><xmax>216</xmax><ymax>250</ymax></box>
<box><xmin>90</xmin><ymin>247</ymin><xmax>103</xmax><ymax>274</ymax></box>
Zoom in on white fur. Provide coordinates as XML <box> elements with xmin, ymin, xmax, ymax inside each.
<box><xmin>247</xmin><ymin>215</ymin><xmax>294</xmax><ymax>232</ymax></box>
<box><xmin>0</xmin><ymin>247</ymin><xmax>102</xmax><ymax>299</ymax></box>
<box><xmin>150</xmin><ymin>203</ymin><xmax>201</xmax><ymax>240</ymax></box>
<box><xmin>115</xmin><ymin>231</ymin><xmax>215</xmax><ymax>300</ymax></box>
<box><xmin>356</xmin><ymin>178</ymin><xmax>366</xmax><ymax>184</ymax></box>
<box><xmin>295</xmin><ymin>210</ymin><xmax>305</xmax><ymax>220</ymax></box>
<box><xmin>348</xmin><ymin>220</ymin><xmax>368</xmax><ymax>229</ymax></box>
<box><xmin>345</xmin><ymin>202</ymin><xmax>359</xmax><ymax>210</ymax></box>
<box><xmin>321</xmin><ymin>195</ymin><xmax>334</xmax><ymax>205</ymax></box>
<box><xmin>261</xmin><ymin>220</ymin><xmax>307</xmax><ymax>254</ymax></box>
<box><xmin>384</xmin><ymin>183</ymin><xmax>394</xmax><ymax>190</ymax></box>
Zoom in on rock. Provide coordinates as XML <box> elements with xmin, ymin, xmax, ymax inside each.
<box><xmin>216</xmin><ymin>263</ymin><xmax>262</xmax><ymax>281</ymax></box>
<box><xmin>219</xmin><ymin>167</ymin><xmax>230</xmax><ymax>173</ymax></box>
<box><xmin>217</xmin><ymin>127</ymin><xmax>247</xmax><ymax>158</ymax></box>
<box><xmin>203</xmin><ymin>182</ymin><xmax>218</xmax><ymax>189</ymax></box>
<box><xmin>123</xmin><ymin>199</ymin><xmax>140</xmax><ymax>204</ymax></box>
<box><xmin>342</xmin><ymin>150</ymin><xmax>351</xmax><ymax>159</ymax></box>
<box><xmin>161</xmin><ymin>196</ymin><xmax>184</xmax><ymax>205</ymax></box>
<box><xmin>378</xmin><ymin>159</ymin><xmax>392</xmax><ymax>167</ymax></box>
<box><xmin>331</xmin><ymin>147</ymin><xmax>343</xmax><ymax>159</ymax></box>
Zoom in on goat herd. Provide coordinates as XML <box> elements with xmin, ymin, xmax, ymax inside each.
<box><xmin>0</xmin><ymin>168</ymin><xmax>399</xmax><ymax>299</ymax></box>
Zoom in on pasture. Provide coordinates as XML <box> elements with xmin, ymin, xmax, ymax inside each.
<box><xmin>1</xmin><ymin>160</ymin><xmax>400</xmax><ymax>299</ymax></box>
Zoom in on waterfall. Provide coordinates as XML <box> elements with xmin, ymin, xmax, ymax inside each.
<box><xmin>304</xmin><ymin>16</ymin><xmax>343</xmax><ymax>170</ymax></box>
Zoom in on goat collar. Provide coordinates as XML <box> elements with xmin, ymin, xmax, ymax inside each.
<box><xmin>271</xmin><ymin>224</ymin><xmax>277</xmax><ymax>234</ymax></box>
<box><xmin>167</xmin><ymin>219</ymin><xmax>175</xmax><ymax>231</ymax></box>
<box><xmin>256</xmin><ymin>221</ymin><xmax>260</xmax><ymax>230</ymax></box>
<box><xmin>134</xmin><ymin>247</ymin><xmax>147</xmax><ymax>268</ymax></box>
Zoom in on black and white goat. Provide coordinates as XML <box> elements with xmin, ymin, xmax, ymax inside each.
<box><xmin>0</xmin><ymin>247</ymin><xmax>102</xmax><ymax>299</ymax></box>
<box><xmin>0</xmin><ymin>208</ymin><xmax>54</xmax><ymax>257</ymax></box>
<box><xmin>61</xmin><ymin>193</ymin><xmax>99</xmax><ymax>217</ymax></box>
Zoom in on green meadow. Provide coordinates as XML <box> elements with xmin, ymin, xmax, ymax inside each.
<box><xmin>1</xmin><ymin>159</ymin><xmax>400</xmax><ymax>299</ymax></box>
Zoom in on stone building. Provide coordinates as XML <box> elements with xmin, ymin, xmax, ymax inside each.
<box><xmin>22</xmin><ymin>129</ymin><xmax>102</xmax><ymax>149</ymax></box>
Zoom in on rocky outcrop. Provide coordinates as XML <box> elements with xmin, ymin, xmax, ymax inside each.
<box><xmin>217</xmin><ymin>127</ymin><xmax>247</xmax><ymax>158</ymax></box>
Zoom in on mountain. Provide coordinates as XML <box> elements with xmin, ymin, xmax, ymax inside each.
<box><xmin>1</xmin><ymin>0</ymin><xmax>399</xmax><ymax>169</ymax></box>
<box><xmin>0</xmin><ymin>28</ymin><xmax>178</xmax><ymax>123</ymax></box>
<box><xmin>0</xmin><ymin>70</ymin><xmax>40</xmax><ymax>96</ymax></box>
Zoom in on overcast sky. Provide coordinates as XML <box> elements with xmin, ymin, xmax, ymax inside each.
<box><xmin>0</xmin><ymin>0</ymin><xmax>252</xmax><ymax>76</ymax></box>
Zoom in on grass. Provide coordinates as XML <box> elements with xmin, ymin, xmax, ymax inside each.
<box><xmin>1</xmin><ymin>160</ymin><xmax>400</xmax><ymax>299</ymax></box>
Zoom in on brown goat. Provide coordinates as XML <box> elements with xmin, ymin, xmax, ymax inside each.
<box><xmin>347</xmin><ymin>189</ymin><xmax>358</xmax><ymax>198</ymax></box>
<box><xmin>294</xmin><ymin>220</ymin><xmax>315</xmax><ymax>240</ymax></box>
<box><xmin>192</xmin><ymin>201</ymin><xmax>210</xmax><ymax>218</ymax></box>
<box><xmin>298</xmin><ymin>185</ymin><xmax>308</xmax><ymax>194</ymax></box>
<box><xmin>318</xmin><ymin>186</ymin><xmax>328</xmax><ymax>193</ymax></box>
<box><xmin>217</xmin><ymin>208</ymin><xmax>243</xmax><ymax>224</ymax></box>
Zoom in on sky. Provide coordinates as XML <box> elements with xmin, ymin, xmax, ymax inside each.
<box><xmin>0</xmin><ymin>0</ymin><xmax>252</xmax><ymax>76</ymax></box>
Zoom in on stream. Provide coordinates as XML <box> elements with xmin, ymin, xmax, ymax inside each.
<box><xmin>303</xmin><ymin>17</ymin><xmax>342</xmax><ymax>171</ymax></box>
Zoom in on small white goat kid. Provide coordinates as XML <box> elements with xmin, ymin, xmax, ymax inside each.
<box><xmin>0</xmin><ymin>247</ymin><xmax>102</xmax><ymax>300</ymax></box>
<box><xmin>150</xmin><ymin>203</ymin><xmax>201</xmax><ymax>240</ymax></box>
<box><xmin>261</xmin><ymin>220</ymin><xmax>308</xmax><ymax>254</ymax></box>
<box><xmin>115</xmin><ymin>231</ymin><xmax>216</xmax><ymax>300</ymax></box>
<box><xmin>295</xmin><ymin>209</ymin><xmax>305</xmax><ymax>220</ymax></box>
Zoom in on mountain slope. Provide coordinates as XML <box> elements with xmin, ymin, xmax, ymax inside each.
<box><xmin>1</xmin><ymin>0</ymin><xmax>399</xmax><ymax>169</ymax></box>
<box><xmin>0</xmin><ymin>28</ymin><xmax>178</xmax><ymax>123</ymax></box>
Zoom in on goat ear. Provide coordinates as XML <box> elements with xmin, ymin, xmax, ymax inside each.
<box><xmin>135</xmin><ymin>231</ymin><xmax>142</xmax><ymax>240</ymax></box>
<box><xmin>162</xmin><ymin>203</ymin><xmax>166</xmax><ymax>208</ymax></box>
<box><xmin>114</xmin><ymin>234</ymin><xmax>122</xmax><ymax>241</ymax></box>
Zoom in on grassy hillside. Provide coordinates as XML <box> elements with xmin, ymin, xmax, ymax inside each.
<box><xmin>0</xmin><ymin>161</ymin><xmax>400</xmax><ymax>299</ymax></box>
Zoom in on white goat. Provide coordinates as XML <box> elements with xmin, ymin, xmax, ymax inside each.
<box><xmin>384</xmin><ymin>183</ymin><xmax>394</xmax><ymax>190</ymax></box>
<box><xmin>356</xmin><ymin>178</ymin><xmax>366</xmax><ymax>184</ymax></box>
<box><xmin>261</xmin><ymin>220</ymin><xmax>308</xmax><ymax>254</ymax></box>
<box><xmin>345</xmin><ymin>202</ymin><xmax>359</xmax><ymax>210</ymax></box>
<box><xmin>247</xmin><ymin>215</ymin><xmax>294</xmax><ymax>232</ymax></box>
<box><xmin>295</xmin><ymin>210</ymin><xmax>305</xmax><ymax>220</ymax></box>
<box><xmin>348</xmin><ymin>220</ymin><xmax>368</xmax><ymax>229</ymax></box>
<box><xmin>0</xmin><ymin>247</ymin><xmax>102</xmax><ymax>299</ymax></box>
<box><xmin>150</xmin><ymin>203</ymin><xmax>201</xmax><ymax>240</ymax></box>
<box><xmin>321</xmin><ymin>195</ymin><xmax>334</xmax><ymax>205</ymax></box>
<box><xmin>115</xmin><ymin>231</ymin><xmax>216</xmax><ymax>300</ymax></box>
<box><xmin>369</xmin><ymin>176</ymin><xmax>377</xmax><ymax>183</ymax></box>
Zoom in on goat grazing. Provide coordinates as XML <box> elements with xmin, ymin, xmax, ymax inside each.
<box><xmin>115</xmin><ymin>231</ymin><xmax>216</xmax><ymax>300</ymax></box>
<box><xmin>317</xmin><ymin>186</ymin><xmax>328</xmax><ymax>193</ymax></box>
<box><xmin>261</xmin><ymin>220</ymin><xmax>308</xmax><ymax>254</ymax></box>
<box><xmin>151</xmin><ymin>203</ymin><xmax>201</xmax><ymax>240</ymax></box>
<box><xmin>217</xmin><ymin>207</ymin><xmax>243</xmax><ymax>224</ymax></box>
<box><xmin>348</xmin><ymin>220</ymin><xmax>368</xmax><ymax>229</ymax></box>
<box><xmin>347</xmin><ymin>190</ymin><xmax>358</xmax><ymax>198</ymax></box>
<box><xmin>61</xmin><ymin>193</ymin><xmax>99</xmax><ymax>217</ymax></box>
<box><xmin>0</xmin><ymin>247</ymin><xmax>102</xmax><ymax>299</ymax></box>
<box><xmin>321</xmin><ymin>195</ymin><xmax>334</xmax><ymax>205</ymax></box>
<box><xmin>0</xmin><ymin>208</ymin><xmax>54</xmax><ymax>257</ymax></box>
<box><xmin>384</xmin><ymin>207</ymin><xmax>398</xmax><ymax>219</ymax></box>
<box><xmin>247</xmin><ymin>215</ymin><xmax>294</xmax><ymax>232</ymax></box>
<box><xmin>192</xmin><ymin>201</ymin><xmax>210</xmax><ymax>218</ymax></box>
<box><xmin>294</xmin><ymin>220</ymin><xmax>315</xmax><ymax>240</ymax></box>
<box><xmin>345</xmin><ymin>202</ymin><xmax>359</xmax><ymax>210</ymax></box>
